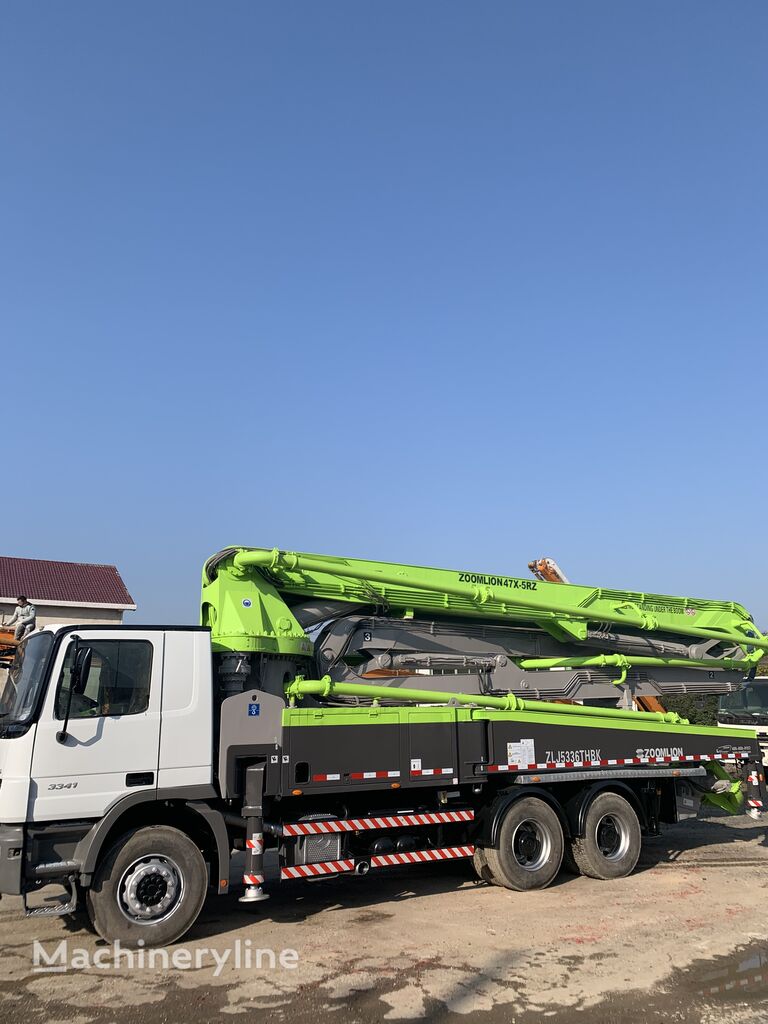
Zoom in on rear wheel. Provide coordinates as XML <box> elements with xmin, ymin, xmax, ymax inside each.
<box><xmin>86</xmin><ymin>825</ymin><xmax>208</xmax><ymax>946</ymax></box>
<box><xmin>485</xmin><ymin>797</ymin><xmax>564</xmax><ymax>891</ymax></box>
<box><xmin>570</xmin><ymin>792</ymin><xmax>641</xmax><ymax>880</ymax></box>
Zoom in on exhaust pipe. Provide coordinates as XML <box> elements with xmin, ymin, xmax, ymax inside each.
<box><xmin>354</xmin><ymin>861</ymin><xmax>370</xmax><ymax>875</ymax></box>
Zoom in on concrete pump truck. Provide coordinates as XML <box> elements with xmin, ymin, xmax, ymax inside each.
<box><xmin>0</xmin><ymin>545</ymin><xmax>764</xmax><ymax>946</ymax></box>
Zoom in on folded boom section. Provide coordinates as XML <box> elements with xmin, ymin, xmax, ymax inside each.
<box><xmin>202</xmin><ymin>546</ymin><xmax>768</xmax><ymax>706</ymax></box>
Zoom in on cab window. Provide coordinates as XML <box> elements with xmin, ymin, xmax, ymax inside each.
<box><xmin>55</xmin><ymin>640</ymin><xmax>152</xmax><ymax>719</ymax></box>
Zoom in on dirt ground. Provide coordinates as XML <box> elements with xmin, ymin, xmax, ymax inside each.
<box><xmin>2</xmin><ymin>812</ymin><xmax>768</xmax><ymax>1023</ymax></box>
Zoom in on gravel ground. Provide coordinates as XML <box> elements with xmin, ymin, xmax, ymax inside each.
<box><xmin>1</xmin><ymin>812</ymin><xmax>768</xmax><ymax>1023</ymax></box>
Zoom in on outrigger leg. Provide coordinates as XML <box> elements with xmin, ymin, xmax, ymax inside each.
<box><xmin>240</xmin><ymin>762</ymin><xmax>270</xmax><ymax>903</ymax></box>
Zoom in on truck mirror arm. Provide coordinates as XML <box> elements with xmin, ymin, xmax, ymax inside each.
<box><xmin>56</xmin><ymin>636</ymin><xmax>91</xmax><ymax>744</ymax></box>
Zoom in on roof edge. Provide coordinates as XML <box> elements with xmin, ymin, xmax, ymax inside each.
<box><xmin>0</xmin><ymin>596</ymin><xmax>137</xmax><ymax>612</ymax></box>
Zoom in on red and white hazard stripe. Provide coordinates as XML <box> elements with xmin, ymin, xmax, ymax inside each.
<box><xmin>370</xmin><ymin>845</ymin><xmax>474</xmax><ymax>868</ymax></box>
<box><xmin>282</xmin><ymin>809</ymin><xmax>474</xmax><ymax>837</ymax></box>
<box><xmin>312</xmin><ymin>769</ymin><xmax>400</xmax><ymax>782</ymax></box>
<box><xmin>748</xmin><ymin>799</ymin><xmax>764</xmax><ymax>808</ymax></box>
<box><xmin>350</xmin><ymin>770</ymin><xmax>401</xmax><ymax>780</ymax></box>
<box><xmin>410</xmin><ymin>767</ymin><xmax>453</xmax><ymax>777</ymax></box>
<box><xmin>246</xmin><ymin>833</ymin><xmax>264</xmax><ymax>852</ymax></box>
<box><xmin>280</xmin><ymin>859</ymin><xmax>355</xmax><ymax>879</ymax></box>
<box><xmin>243</xmin><ymin>873</ymin><xmax>264</xmax><ymax>885</ymax></box>
<box><xmin>484</xmin><ymin>753</ymin><xmax>742</xmax><ymax>773</ymax></box>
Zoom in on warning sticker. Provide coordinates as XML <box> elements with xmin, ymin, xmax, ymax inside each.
<box><xmin>410</xmin><ymin>758</ymin><xmax>422</xmax><ymax>772</ymax></box>
<box><xmin>507</xmin><ymin>738</ymin><xmax>536</xmax><ymax>767</ymax></box>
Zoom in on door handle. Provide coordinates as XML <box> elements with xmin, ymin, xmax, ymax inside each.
<box><xmin>125</xmin><ymin>772</ymin><xmax>155</xmax><ymax>787</ymax></box>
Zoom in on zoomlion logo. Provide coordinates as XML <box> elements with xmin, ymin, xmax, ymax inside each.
<box><xmin>684</xmin><ymin>608</ymin><xmax>697</xmax><ymax>616</ymax></box>
<box><xmin>635</xmin><ymin>746</ymin><xmax>684</xmax><ymax>758</ymax></box>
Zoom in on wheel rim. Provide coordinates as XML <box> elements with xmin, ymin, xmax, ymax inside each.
<box><xmin>594</xmin><ymin>813</ymin><xmax>631</xmax><ymax>861</ymax></box>
<box><xmin>118</xmin><ymin>854</ymin><xmax>184</xmax><ymax>925</ymax></box>
<box><xmin>511</xmin><ymin>818</ymin><xmax>551</xmax><ymax>871</ymax></box>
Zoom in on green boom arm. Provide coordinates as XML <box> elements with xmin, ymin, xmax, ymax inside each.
<box><xmin>201</xmin><ymin>546</ymin><xmax>767</xmax><ymax>669</ymax></box>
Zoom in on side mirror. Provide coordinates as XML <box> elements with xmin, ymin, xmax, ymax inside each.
<box><xmin>72</xmin><ymin>647</ymin><xmax>92</xmax><ymax>695</ymax></box>
<box><xmin>57</xmin><ymin>639</ymin><xmax>92</xmax><ymax>744</ymax></box>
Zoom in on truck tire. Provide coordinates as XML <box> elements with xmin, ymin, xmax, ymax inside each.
<box><xmin>86</xmin><ymin>825</ymin><xmax>208</xmax><ymax>947</ymax></box>
<box><xmin>485</xmin><ymin>797</ymin><xmax>564</xmax><ymax>891</ymax></box>
<box><xmin>570</xmin><ymin>792</ymin><xmax>641</xmax><ymax>880</ymax></box>
<box><xmin>472</xmin><ymin>846</ymin><xmax>499</xmax><ymax>885</ymax></box>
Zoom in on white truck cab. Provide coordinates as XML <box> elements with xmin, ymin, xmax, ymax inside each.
<box><xmin>718</xmin><ymin>677</ymin><xmax>768</xmax><ymax>766</ymax></box>
<box><xmin>0</xmin><ymin>624</ymin><xmax>222</xmax><ymax>928</ymax></box>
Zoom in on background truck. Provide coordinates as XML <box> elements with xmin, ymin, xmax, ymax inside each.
<box><xmin>0</xmin><ymin>545</ymin><xmax>764</xmax><ymax>946</ymax></box>
<box><xmin>719</xmin><ymin>676</ymin><xmax>768</xmax><ymax>765</ymax></box>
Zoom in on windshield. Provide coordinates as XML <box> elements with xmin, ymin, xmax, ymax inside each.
<box><xmin>719</xmin><ymin>684</ymin><xmax>768</xmax><ymax>718</ymax></box>
<box><xmin>0</xmin><ymin>632</ymin><xmax>54</xmax><ymax>727</ymax></box>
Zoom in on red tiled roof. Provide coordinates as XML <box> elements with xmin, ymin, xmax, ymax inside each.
<box><xmin>0</xmin><ymin>556</ymin><xmax>135</xmax><ymax>608</ymax></box>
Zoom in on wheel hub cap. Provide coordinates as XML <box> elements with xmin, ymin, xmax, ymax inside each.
<box><xmin>511</xmin><ymin>819</ymin><xmax>551</xmax><ymax>871</ymax></box>
<box><xmin>119</xmin><ymin>856</ymin><xmax>183</xmax><ymax>923</ymax></box>
<box><xmin>595</xmin><ymin>813</ymin><xmax>630</xmax><ymax>861</ymax></box>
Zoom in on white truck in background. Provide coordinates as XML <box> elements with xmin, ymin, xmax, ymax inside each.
<box><xmin>718</xmin><ymin>677</ymin><xmax>768</xmax><ymax>766</ymax></box>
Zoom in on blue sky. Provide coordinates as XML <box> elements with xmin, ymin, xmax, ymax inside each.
<box><xmin>2</xmin><ymin>2</ymin><xmax>767</xmax><ymax>624</ymax></box>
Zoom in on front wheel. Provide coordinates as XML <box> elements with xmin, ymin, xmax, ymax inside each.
<box><xmin>485</xmin><ymin>797</ymin><xmax>564</xmax><ymax>891</ymax></box>
<box><xmin>86</xmin><ymin>825</ymin><xmax>208</xmax><ymax>946</ymax></box>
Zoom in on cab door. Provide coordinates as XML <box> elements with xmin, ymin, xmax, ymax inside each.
<box><xmin>29</xmin><ymin>631</ymin><xmax>164</xmax><ymax>821</ymax></box>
